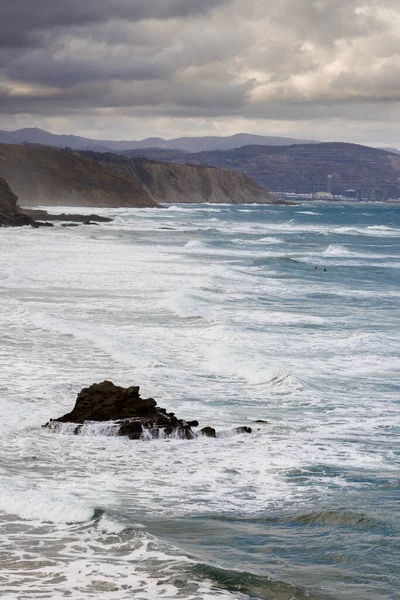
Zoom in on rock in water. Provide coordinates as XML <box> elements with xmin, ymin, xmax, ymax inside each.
<box><xmin>44</xmin><ymin>381</ymin><xmax>252</xmax><ymax>440</ymax></box>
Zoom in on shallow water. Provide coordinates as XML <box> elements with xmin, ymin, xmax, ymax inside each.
<box><xmin>0</xmin><ymin>202</ymin><xmax>399</xmax><ymax>599</ymax></box>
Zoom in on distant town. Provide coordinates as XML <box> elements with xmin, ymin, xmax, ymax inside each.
<box><xmin>274</xmin><ymin>174</ymin><xmax>398</xmax><ymax>202</ymax></box>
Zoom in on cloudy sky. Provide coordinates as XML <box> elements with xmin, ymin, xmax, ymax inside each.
<box><xmin>1</xmin><ymin>0</ymin><xmax>400</xmax><ymax>144</ymax></box>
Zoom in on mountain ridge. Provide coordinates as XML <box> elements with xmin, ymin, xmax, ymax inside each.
<box><xmin>0</xmin><ymin>127</ymin><xmax>318</xmax><ymax>153</ymax></box>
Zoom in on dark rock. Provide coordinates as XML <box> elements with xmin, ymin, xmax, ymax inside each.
<box><xmin>32</xmin><ymin>221</ymin><xmax>54</xmax><ymax>228</ymax></box>
<box><xmin>235</xmin><ymin>426</ymin><xmax>252</xmax><ymax>434</ymax></box>
<box><xmin>118</xmin><ymin>420</ymin><xmax>142</xmax><ymax>438</ymax></box>
<box><xmin>44</xmin><ymin>381</ymin><xmax>253</xmax><ymax>441</ymax></box>
<box><xmin>200</xmin><ymin>426</ymin><xmax>217</xmax><ymax>438</ymax></box>
<box><xmin>45</xmin><ymin>380</ymin><xmax>199</xmax><ymax>440</ymax></box>
<box><xmin>53</xmin><ymin>381</ymin><xmax>157</xmax><ymax>423</ymax></box>
<box><xmin>254</xmin><ymin>420</ymin><xmax>269</xmax><ymax>424</ymax></box>
<box><xmin>21</xmin><ymin>209</ymin><xmax>113</xmax><ymax>223</ymax></box>
<box><xmin>61</xmin><ymin>223</ymin><xmax>80</xmax><ymax>228</ymax></box>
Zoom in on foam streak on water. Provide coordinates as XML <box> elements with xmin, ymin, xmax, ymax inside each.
<box><xmin>0</xmin><ymin>202</ymin><xmax>399</xmax><ymax>600</ymax></box>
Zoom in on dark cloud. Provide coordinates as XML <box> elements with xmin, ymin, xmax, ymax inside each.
<box><xmin>0</xmin><ymin>0</ymin><xmax>400</xmax><ymax>143</ymax></box>
<box><xmin>0</xmin><ymin>0</ymin><xmax>228</xmax><ymax>45</ymax></box>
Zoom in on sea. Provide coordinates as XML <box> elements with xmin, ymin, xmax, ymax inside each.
<box><xmin>0</xmin><ymin>201</ymin><xmax>399</xmax><ymax>600</ymax></box>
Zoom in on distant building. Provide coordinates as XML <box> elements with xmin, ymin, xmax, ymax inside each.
<box><xmin>343</xmin><ymin>188</ymin><xmax>385</xmax><ymax>201</ymax></box>
<box><xmin>327</xmin><ymin>174</ymin><xmax>333</xmax><ymax>194</ymax></box>
<box><xmin>373</xmin><ymin>189</ymin><xmax>385</xmax><ymax>201</ymax></box>
<box><xmin>350</xmin><ymin>189</ymin><xmax>385</xmax><ymax>201</ymax></box>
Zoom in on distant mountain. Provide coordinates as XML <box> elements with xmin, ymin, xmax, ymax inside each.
<box><xmin>164</xmin><ymin>142</ymin><xmax>400</xmax><ymax>198</ymax></box>
<box><xmin>0</xmin><ymin>127</ymin><xmax>318</xmax><ymax>153</ymax></box>
<box><xmin>382</xmin><ymin>147</ymin><xmax>400</xmax><ymax>155</ymax></box>
<box><xmin>80</xmin><ymin>151</ymin><xmax>282</xmax><ymax>205</ymax></box>
<box><xmin>0</xmin><ymin>144</ymin><xmax>157</xmax><ymax>207</ymax></box>
<box><xmin>117</xmin><ymin>133</ymin><xmax>319</xmax><ymax>153</ymax></box>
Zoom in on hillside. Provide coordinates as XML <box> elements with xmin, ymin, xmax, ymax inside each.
<box><xmin>0</xmin><ymin>144</ymin><xmax>157</xmax><ymax>208</ymax></box>
<box><xmin>171</xmin><ymin>143</ymin><xmax>400</xmax><ymax>198</ymax></box>
<box><xmin>80</xmin><ymin>152</ymin><xmax>281</xmax><ymax>205</ymax></box>
<box><xmin>0</xmin><ymin>128</ymin><xmax>317</xmax><ymax>153</ymax></box>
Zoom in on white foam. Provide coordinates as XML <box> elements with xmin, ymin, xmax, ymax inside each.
<box><xmin>184</xmin><ymin>239</ymin><xmax>207</xmax><ymax>250</ymax></box>
<box><xmin>297</xmin><ymin>211</ymin><xmax>320</xmax><ymax>215</ymax></box>
<box><xmin>0</xmin><ymin>203</ymin><xmax>399</xmax><ymax>599</ymax></box>
<box><xmin>323</xmin><ymin>244</ymin><xmax>354</xmax><ymax>256</ymax></box>
<box><xmin>47</xmin><ymin>420</ymin><xmax>121</xmax><ymax>436</ymax></box>
<box><xmin>0</xmin><ymin>486</ymin><xmax>94</xmax><ymax>523</ymax></box>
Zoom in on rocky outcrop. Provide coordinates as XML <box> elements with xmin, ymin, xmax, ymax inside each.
<box><xmin>0</xmin><ymin>144</ymin><xmax>158</xmax><ymax>208</ymax></box>
<box><xmin>80</xmin><ymin>151</ymin><xmax>283</xmax><ymax>204</ymax></box>
<box><xmin>44</xmin><ymin>381</ymin><xmax>252</xmax><ymax>440</ymax></box>
<box><xmin>0</xmin><ymin>177</ymin><xmax>34</xmax><ymax>226</ymax></box>
<box><xmin>20</xmin><ymin>208</ymin><xmax>113</xmax><ymax>223</ymax></box>
<box><xmin>0</xmin><ymin>178</ymin><xmax>113</xmax><ymax>227</ymax></box>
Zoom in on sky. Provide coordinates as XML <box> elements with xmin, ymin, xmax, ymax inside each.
<box><xmin>0</xmin><ymin>0</ymin><xmax>400</xmax><ymax>145</ymax></box>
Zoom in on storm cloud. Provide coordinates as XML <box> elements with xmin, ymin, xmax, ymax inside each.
<box><xmin>1</xmin><ymin>0</ymin><xmax>400</xmax><ymax>143</ymax></box>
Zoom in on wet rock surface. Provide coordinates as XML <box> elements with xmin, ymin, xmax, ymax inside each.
<box><xmin>44</xmin><ymin>381</ymin><xmax>252</xmax><ymax>440</ymax></box>
<box><xmin>21</xmin><ymin>209</ymin><xmax>113</xmax><ymax>223</ymax></box>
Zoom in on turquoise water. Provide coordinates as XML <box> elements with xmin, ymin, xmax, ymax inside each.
<box><xmin>0</xmin><ymin>202</ymin><xmax>398</xmax><ymax>599</ymax></box>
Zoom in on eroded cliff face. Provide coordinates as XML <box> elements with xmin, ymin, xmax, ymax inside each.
<box><xmin>0</xmin><ymin>144</ymin><xmax>158</xmax><ymax>208</ymax></box>
<box><xmin>81</xmin><ymin>152</ymin><xmax>282</xmax><ymax>204</ymax></box>
<box><xmin>130</xmin><ymin>160</ymin><xmax>280</xmax><ymax>204</ymax></box>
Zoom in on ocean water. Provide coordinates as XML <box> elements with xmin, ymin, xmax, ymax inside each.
<box><xmin>0</xmin><ymin>201</ymin><xmax>399</xmax><ymax>600</ymax></box>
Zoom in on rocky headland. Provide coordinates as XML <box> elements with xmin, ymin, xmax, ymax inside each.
<box><xmin>0</xmin><ymin>142</ymin><xmax>283</xmax><ymax>207</ymax></box>
<box><xmin>80</xmin><ymin>151</ymin><xmax>282</xmax><ymax>204</ymax></box>
<box><xmin>45</xmin><ymin>381</ymin><xmax>252</xmax><ymax>440</ymax></box>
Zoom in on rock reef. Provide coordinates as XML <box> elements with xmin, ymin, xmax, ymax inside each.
<box><xmin>45</xmin><ymin>381</ymin><xmax>252</xmax><ymax>440</ymax></box>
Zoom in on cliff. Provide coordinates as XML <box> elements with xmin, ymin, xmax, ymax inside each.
<box><xmin>80</xmin><ymin>152</ymin><xmax>281</xmax><ymax>204</ymax></box>
<box><xmin>0</xmin><ymin>144</ymin><xmax>158</xmax><ymax>208</ymax></box>
<box><xmin>169</xmin><ymin>143</ymin><xmax>400</xmax><ymax>198</ymax></box>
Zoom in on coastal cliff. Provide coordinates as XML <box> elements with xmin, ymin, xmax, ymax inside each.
<box><xmin>81</xmin><ymin>152</ymin><xmax>281</xmax><ymax>204</ymax></box>
<box><xmin>0</xmin><ymin>144</ymin><xmax>158</xmax><ymax>208</ymax></box>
